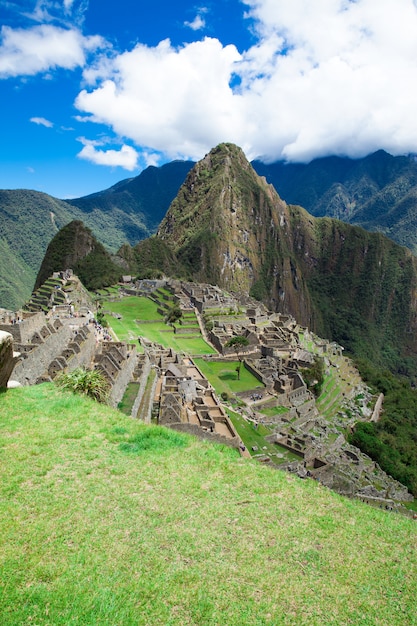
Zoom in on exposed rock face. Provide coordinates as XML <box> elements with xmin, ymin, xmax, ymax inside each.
<box><xmin>0</xmin><ymin>331</ymin><xmax>20</xmax><ymax>388</ymax></box>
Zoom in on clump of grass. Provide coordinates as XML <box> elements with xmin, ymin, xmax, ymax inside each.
<box><xmin>119</xmin><ymin>426</ymin><xmax>189</xmax><ymax>454</ymax></box>
<box><xmin>55</xmin><ymin>367</ymin><xmax>110</xmax><ymax>403</ymax></box>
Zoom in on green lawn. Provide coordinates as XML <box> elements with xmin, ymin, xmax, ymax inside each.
<box><xmin>226</xmin><ymin>408</ymin><xmax>276</xmax><ymax>453</ymax></box>
<box><xmin>194</xmin><ymin>358</ymin><xmax>265</xmax><ymax>396</ymax></box>
<box><xmin>104</xmin><ymin>295</ymin><xmax>161</xmax><ymax>321</ymax></box>
<box><xmin>102</xmin><ymin>295</ymin><xmax>215</xmax><ymax>355</ymax></box>
<box><xmin>226</xmin><ymin>409</ymin><xmax>304</xmax><ymax>463</ymax></box>
<box><xmin>1</xmin><ymin>384</ymin><xmax>417</xmax><ymax>625</ymax></box>
<box><xmin>259</xmin><ymin>405</ymin><xmax>290</xmax><ymax>417</ymax></box>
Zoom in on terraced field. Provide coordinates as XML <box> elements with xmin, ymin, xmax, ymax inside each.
<box><xmin>102</xmin><ymin>294</ymin><xmax>215</xmax><ymax>355</ymax></box>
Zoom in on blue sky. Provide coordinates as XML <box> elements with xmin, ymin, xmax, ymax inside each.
<box><xmin>2</xmin><ymin>0</ymin><xmax>417</xmax><ymax>198</ymax></box>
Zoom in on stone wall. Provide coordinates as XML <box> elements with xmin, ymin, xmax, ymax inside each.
<box><xmin>0</xmin><ymin>312</ymin><xmax>45</xmax><ymax>344</ymax></box>
<box><xmin>107</xmin><ymin>347</ymin><xmax>138</xmax><ymax>408</ymax></box>
<box><xmin>168</xmin><ymin>422</ymin><xmax>239</xmax><ymax>448</ymax></box>
<box><xmin>243</xmin><ymin>360</ymin><xmax>266</xmax><ymax>385</ymax></box>
<box><xmin>64</xmin><ymin>329</ymin><xmax>96</xmax><ymax>374</ymax></box>
<box><xmin>131</xmin><ymin>355</ymin><xmax>152</xmax><ymax>418</ymax></box>
<box><xmin>0</xmin><ymin>331</ymin><xmax>20</xmax><ymax>388</ymax></box>
<box><xmin>12</xmin><ymin>323</ymin><xmax>74</xmax><ymax>385</ymax></box>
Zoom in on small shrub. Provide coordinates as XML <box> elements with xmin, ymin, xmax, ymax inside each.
<box><xmin>55</xmin><ymin>367</ymin><xmax>110</xmax><ymax>403</ymax></box>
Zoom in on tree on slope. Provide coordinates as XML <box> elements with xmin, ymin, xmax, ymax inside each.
<box><xmin>226</xmin><ymin>335</ymin><xmax>250</xmax><ymax>380</ymax></box>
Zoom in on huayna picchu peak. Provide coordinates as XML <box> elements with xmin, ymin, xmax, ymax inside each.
<box><xmin>127</xmin><ymin>143</ymin><xmax>417</xmax><ymax>375</ymax></box>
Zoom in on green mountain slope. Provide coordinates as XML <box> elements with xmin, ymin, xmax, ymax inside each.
<box><xmin>34</xmin><ymin>220</ymin><xmax>122</xmax><ymax>292</ymax></box>
<box><xmin>66</xmin><ymin>160</ymin><xmax>194</xmax><ymax>250</ymax></box>
<box><xmin>253</xmin><ymin>150</ymin><xmax>417</xmax><ymax>253</ymax></box>
<box><xmin>1</xmin><ymin>383</ymin><xmax>416</xmax><ymax>625</ymax></box>
<box><xmin>129</xmin><ymin>143</ymin><xmax>417</xmax><ymax>374</ymax></box>
<box><xmin>0</xmin><ymin>189</ymin><xmax>87</xmax><ymax>310</ymax></box>
<box><xmin>0</xmin><ymin>236</ymin><xmax>34</xmax><ymax>311</ymax></box>
<box><xmin>0</xmin><ymin>162</ymin><xmax>191</xmax><ymax>310</ymax></box>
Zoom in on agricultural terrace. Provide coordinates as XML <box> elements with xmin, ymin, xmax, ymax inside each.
<box><xmin>193</xmin><ymin>358</ymin><xmax>265</xmax><ymax>397</ymax></box>
<box><xmin>298</xmin><ymin>331</ymin><xmax>365</xmax><ymax>423</ymax></box>
<box><xmin>102</xmin><ymin>295</ymin><xmax>215</xmax><ymax>355</ymax></box>
<box><xmin>226</xmin><ymin>408</ymin><xmax>303</xmax><ymax>463</ymax></box>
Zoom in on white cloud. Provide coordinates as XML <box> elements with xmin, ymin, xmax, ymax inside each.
<box><xmin>237</xmin><ymin>0</ymin><xmax>417</xmax><ymax>161</ymax></box>
<box><xmin>24</xmin><ymin>0</ymin><xmax>88</xmax><ymax>26</ymax></box>
<box><xmin>77</xmin><ymin>138</ymin><xmax>139</xmax><ymax>170</ymax></box>
<box><xmin>72</xmin><ymin>0</ymin><xmax>417</xmax><ymax>164</ymax></box>
<box><xmin>30</xmin><ymin>116</ymin><xmax>53</xmax><ymax>127</ymax></box>
<box><xmin>184</xmin><ymin>15</ymin><xmax>206</xmax><ymax>31</ymax></box>
<box><xmin>76</xmin><ymin>38</ymin><xmax>242</xmax><ymax>160</ymax></box>
<box><xmin>0</xmin><ymin>24</ymin><xmax>104</xmax><ymax>78</ymax></box>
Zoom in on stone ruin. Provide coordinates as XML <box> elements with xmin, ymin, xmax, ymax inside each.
<box><xmin>2</xmin><ymin>276</ymin><xmax>415</xmax><ymax>511</ymax></box>
<box><xmin>143</xmin><ymin>348</ymin><xmax>240</xmax><ymax>449</ymax></box>
<box><xmin>0</xmin><ymin>294</ymin><xmax>138</xmax><ymax>408</ymax></box>
<box><xmin>0</xmin><ymin>330</ymin><xmax>21</xmax><ymax>389</ymax></box>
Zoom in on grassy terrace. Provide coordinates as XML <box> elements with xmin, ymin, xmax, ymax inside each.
<box><xmin>226</xmin><ymin>409</ymin><xmax>300</xmax><ymax>462</ymax></box>
<box><xmin>193</xmin><ymin>358</ymin><xmax>265</xmax><ymax>396</ymax></box>
<box><xmin>102</xmin><ymin>295</ymin><xmax>215</xmax><ymax>355</ymax></box>
<box><xmin>1</xmin><ymin>384</ymin><xmax>417</xmax><ymax>625</ymax></box>
<box><xmin>298</xmin><ymin>332</ymin><xmax>364</xmax><ymax>422</ymax></box>
<box><xmin>117</xmin><ymin>381</ymin><xmax>140</xmax><ymax>416</ymax></box>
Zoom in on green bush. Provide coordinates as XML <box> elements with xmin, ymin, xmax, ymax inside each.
<box><xmin>55</xmin><ymin>367</ymin><xmax>110</xmax><ymax>403</ymax></box>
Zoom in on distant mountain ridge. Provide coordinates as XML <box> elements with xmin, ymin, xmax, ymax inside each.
<box><xmin>3</xmin><ymin>146</ymin><xmax>417</xmax><ymax>311</ymax></box>
<box><xmin>0</xmin><ymin>162</ymin><xmax>192</xmax><ymax>310</ymax></box>
<box><xmin>65</xmin><ymin>160</ymin><xmax>194</xmax><ymax>249</ymax></box>
<box><xmin>253</xmin><ymin>150</ymin><xmax>417</xmax><ymax>254</ymax></box>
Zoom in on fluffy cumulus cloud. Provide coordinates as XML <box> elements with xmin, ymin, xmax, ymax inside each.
<box><xmin>74</xmin><ymin>0</ymin><xmax>417</xmax><ymax>164</ymax></box>
<box><xmin>76</xmin><ymin>37</ymin><xmax>243</xmax><ymax>161</ymax></box>
<box><xmin>77</xmin><ymin>138</ymin><xmax>139</xmax><ymax>170</ymax></box>
<box><xmin>238</xmin><ymin>0</ymin><xmax>417</xmax><ymax>161</ymax></box>
<box><xmin>0</xmin><ymin>23</ymin><xmax>103</xmax><ymax>78</ymax></box>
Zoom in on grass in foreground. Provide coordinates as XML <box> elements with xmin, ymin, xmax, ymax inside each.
<box><xmin>1</xmin><ymin>385</ymin><xmax>417</xmax><ymax>626</ymax></box>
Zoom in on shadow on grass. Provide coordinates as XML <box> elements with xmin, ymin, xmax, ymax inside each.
<box><xmin>219</xmin><ymin>371</ymin><xmax>238</xmax><ymax>381</ymax></box>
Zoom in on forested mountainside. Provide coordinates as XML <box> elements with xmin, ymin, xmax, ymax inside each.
<box><xmin>254</xmin><ymin>150</ymin><xmax>417</xmax><ymax>254</ymax></box>
<box><xmin>126</xmin><ymin>143</ymin><xmax>417</xmax><ymax>376</ymax></box>
<box><xmin>34</xmin><ymin>221</ymin><xmax>122</xmax><ymax>293</ymax></box>
<box><xmin>0</xmin><ymin>190</ymin><xmax>86</xmax><ymax>311</ymax></box>
<box><xmin>0</xmin><ymin>162</ymin><xmax>191</xmax><ymax>310</ymax></box>
<box><xmin>66</xmin><ymin>160</ymin><xmax>194</xmax><ymax>249</ymax></box>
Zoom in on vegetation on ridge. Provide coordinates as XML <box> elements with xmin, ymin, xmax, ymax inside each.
<box><xmin>34</xmin><ymin>220</ymin><xmax>122</xmax><ymax>292</ymax></box>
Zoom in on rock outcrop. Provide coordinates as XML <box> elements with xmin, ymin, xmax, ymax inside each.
<box><xmin>0</xmin><ymin>330</ymin><xmax>20</xmax><ymax>388</ymax></box>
